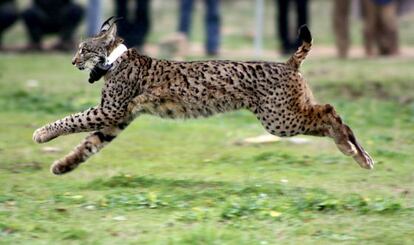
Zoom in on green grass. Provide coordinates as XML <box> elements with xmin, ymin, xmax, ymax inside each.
<box><xmin>1</xmin><ymin>53</ymin><xmax>414</xmax><ymax>244</ymax></box>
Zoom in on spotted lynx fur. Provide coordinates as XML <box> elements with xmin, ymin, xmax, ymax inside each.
<box><xmin>33</xmin><ymin>18</ymin><xmax>374</xmax><ymax>175</ymax></box>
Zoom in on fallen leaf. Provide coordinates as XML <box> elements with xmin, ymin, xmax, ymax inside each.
<box><xmin>236</xmin><ymin>134</ymin><xmax>281</xmax><ymax>145</ymax></box>
<box><xmin>66</xmin><ymin>195</ymin><xmax>83</xmax><ymax>200</ymax></box>
<box><xmin>270</xmin><ymin>211</ymin><xmax>282</xmax><ymax>217</ymax></box>
<box><xmin>26</xmin><ymin>79</ymin><xmax>39</xmax><ymax>88</ymax></box>
<box><xmin>84</xmin><ymin>205</ymin><xmax>96</xmax><ymax>210</ymax></box>
<box><xmin>55</xmin><ymin>207</ymin><xmax>67</xmax><ymax>213</ymax></box>
<box><xmin>286</xmin><ymin>137</ymin><xmax>311</xmax><ymax>144</ymax></box>
<box><xmin>113</xmin><ymin>216</ymin><xmax>127</xmax><ymax>221</ymax></box>
<box><xmin>41</xmin><ymin>146</ymin><xmax>62</xmax><ymax>153</ymax></box>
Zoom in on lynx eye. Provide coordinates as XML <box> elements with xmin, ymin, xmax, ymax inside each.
<box><xmin>80</xmin><ymin>47</ymin><xmax>89</xmax><ymax>56</ymax></box>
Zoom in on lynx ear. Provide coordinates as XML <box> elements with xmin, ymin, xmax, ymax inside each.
<box><xmin>103</xmin><ymin>23</ymin><xmax>117</xmax><ymax>44</ymax></box>
<box><xmin>98</xmin><ymin>17</ymin><xmax>122</xmax><ymax>45</ymax></box>
<box><xmin>99</xmin><ymin>16</ymin><xmax>122</xmax><ymax>35</ymax></box>
<box><xmin>99</xmin><ymin>16</ymin><xmax>115</xmax><ymax>33</ymax></box>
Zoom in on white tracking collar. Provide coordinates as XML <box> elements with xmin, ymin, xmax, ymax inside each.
<box><xmin>106</xmin><ymin>44</ymin><xmax>128</xmax><ymax>65</ymax></box>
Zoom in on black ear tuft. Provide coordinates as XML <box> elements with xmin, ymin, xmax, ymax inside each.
<box><xmin>113</xmin><ymin>16</ymin><xmax>123</xmax><ymax>24</ymax></box>
<box><xmin>298</xmin><ymin>25</ymin><xmax>312</xmax><ymax>43</ymax></box>
<box><xmin>100</xmin><ymin>16</ymin><xmax>115</xmax><ymax>31</ymax></box>
<box><xmin>100</xmin><ymin>16</ymin><xmax>123</xmax><ymax>34</ymax></box>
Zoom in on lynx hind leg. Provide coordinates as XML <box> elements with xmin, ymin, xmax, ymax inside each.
<box><xmin>309</xmin><ymin>104</ymin><xmax>374</xmax><ymax>169</ymax></box>
<box><xmin>254</xmin><ymin>105</ymin><xmax>307</xmax><ymax>138</ymax></box>
<box><xmin>50</xmin><ymin>124</ymin><xmax>128</xmax><ymax>175</ymax></box>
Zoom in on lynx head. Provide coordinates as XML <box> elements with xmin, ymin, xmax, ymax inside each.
<box><xmin>72</xmin><ymin>17</ymin><xmax>123</xmax><ymax>70</ymax></box>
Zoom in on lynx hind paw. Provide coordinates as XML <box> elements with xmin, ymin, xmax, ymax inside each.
<box><xmin>341</xmin><ymin>125</ymin><xmax>374</xmax><ymax>170</ymax></box>
<box><xmin>352</xmin><ymin>146</ymin><xmax>375</xmax><ymax>170</ymax></box>
<box><xmin>337</xmin><ymin>140</ymin><xmax>358</xmax><ymax>156</ymax></box>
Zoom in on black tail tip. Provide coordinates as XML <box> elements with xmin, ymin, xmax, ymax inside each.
<box><xmin>299</xmin><ymin>25</ymin><xmax>312</xmax><ymax>43</ymax></box>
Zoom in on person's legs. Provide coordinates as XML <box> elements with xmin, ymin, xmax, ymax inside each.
<box><xmin>333</xmin><ymin>0</ymin><xmax>351</xmax><ymax>58</ymax></box>
<box><xmin>115</xmin><ymin>0</ymin><xmax>128</xmax><ymax>18</ymax></box>
<box><xmin>0</xmin><ymin>3</ymin><xmax>19</xmax><ymax>47</ymax></box>
<box><xmin>295</xmin><ymin>0</ymin><xmax>308</xmax><ymax>27</ymax></box>
<box><xmin>361</xmin><ymin>0</ymin><xmax>378</xmax><ymax>56</ymax></box>
<box><xmin>86</xmin><ymin>0</ymin><xmax>102</xmax><ymax>36</ymax></box>
<box><xmin>0</xmin><ymin>12</ymin><xmax>17</xmax><ymax>34</ymax></box>
<box><xmin>178</xmin><ymin>0</ymin><xmax>194</xmax><ymax>35</ymax></box>
<box><xmin>22</xmin><ymin>5</ymin><xmax>48</xmax><ymax>49</ymax></box>
<box><xmin>59</xmin><ymin>3</ymin><xmax>84</xmax><ymax>43</ymax></box>
<box><xmin>294</xmin><ymin>0</ymin><xmax>309</xmax><ymax>49</ymax></box>
<box><xmin>276</xmin><ymin>0</ymin><xmax>291</xmax><ymax>54</ymax></box>
<box><xmin>204</xmin><ymin>0</ymin><xmax>220</xmax><ymax>55</ymax></box>
<box><xmin>114</xmin><ymin>0</ymin><xmax>132</xmax><ymax>45</ymax></box>
<box><xmin>377</xmin><ymin>1</ymin><xmax>399</xmax><ymax>55</ymax></box>
<box><xmin>132</xmin><ymin>0</ymin><xmax>151</xmax><ymax>48</ymax></box>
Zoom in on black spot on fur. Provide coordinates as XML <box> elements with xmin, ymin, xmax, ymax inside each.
<box><xmin>166</xmin><ymin>109</ymin><xmax>174</xmax><ymax>117</ymax></box>
<box><xmin>94</xmin><ymin>132</ymin><xmax>116</xmax><ymax>142</ymax></box>
<box><xmin>118</xmin><ymin>122</ymin><xmax>128</xmax><ymax>130</ymax></box>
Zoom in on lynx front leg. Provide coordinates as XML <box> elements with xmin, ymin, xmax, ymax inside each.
<box><xmin>33</xmin><ymin>106</ymin><xmax>126</xmax><ymax>143</ymax></box>
<box><xmin>50</xmin><ymin>122</ymin><xmax>130</xmax><ymax>175</ymax></box>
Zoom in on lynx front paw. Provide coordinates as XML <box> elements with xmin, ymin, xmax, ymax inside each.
<box><xmin>33</xmin><ymin>127</ymin><xmax>56</xmax><ymax>143</ymax></box>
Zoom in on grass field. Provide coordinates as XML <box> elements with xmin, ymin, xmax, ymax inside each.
<box><xmin>1</xmin><ymin>1</ymin><xmax>414</xmax><ymax>244</ymax></box>
<box><xmin>0</xmin><ymin>53</ymin><xmax>414</xmax><ymax>244</ymax></box>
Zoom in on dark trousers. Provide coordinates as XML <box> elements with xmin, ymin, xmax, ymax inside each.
<box><xmin>362</xmin><ymin>0</ymin><xmax>399</xmax><ymax>56</ymax></box>
<box><xmin>178</xmin><ymin>0</ymin><xmax>220</xmax><ymax>54</ymax></box>
<box><xmin>333</xmin><ymin>0</ymin><xmax>351</xmax><ymax>58</ymax></box>
<box><xmin>115</xmin><ymin>0</ymin><xmax>151</xmax><ymax>48</ymax></box>
<box><xmin>276</xmin><ymin>0</ymin><xmax>309</xmax><ymax>53</ymax></box>
<box><xmin>22</xmin><ymin>3</ymin><xmax>83</xmax><ymax>44</ymax></box>
<box><xmin>0</xmin><ymin>2</ymin><xmax>19</xmax><ymax>45</ymax></box>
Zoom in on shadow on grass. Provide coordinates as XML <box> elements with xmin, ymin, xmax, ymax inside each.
<box><xmin>80</xmin><ymin>174</ymin><xmax>407</xmax><ymax>220</ymax></box>
<box><xmin>87</xmin><ymin>174</ymin><xmax>229</xmax><ymax>190</ymax></box>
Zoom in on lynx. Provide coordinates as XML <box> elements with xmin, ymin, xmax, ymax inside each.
<box><xmin>33</xmin><ymin>17</ymin><xmax>374</xmax><ymax>175</ymax></box>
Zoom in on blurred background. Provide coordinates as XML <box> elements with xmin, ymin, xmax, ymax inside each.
<box><xmin>1</xmin><ymin>0</ymin><xmax>414</xmax><ymax>58</ymax></box>
<box><xmin>0</xmin><ymin>0</ymin><xmax>414</xmax><ymax>244</ymax></box>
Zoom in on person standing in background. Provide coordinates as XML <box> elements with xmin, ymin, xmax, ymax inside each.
<box><xmin>362</xmin><ymin>0</ymin><xmax>399</xmax><ymax>56</ymax></box>
<box><xmin>22</xmin><ymin>0</ymin><xmax>84</xmax><ymax>52</ymax></box>
<box><xmin>178</xmin><ymin>0</ymin><xmax>221</xmax><ymax>56</ymax></box>
<box><xmin>333</xmin><ymin>0</ymin><xmax>352</xmax><ymax>58</ymax></box>
<box><xmin>114</xmin><ymin>0</ymin><xmax>151</xmax><ymax>51</ymax></box>
<box><xmin>87</xmin><ymin>0</ymin><xmax>102</xmax><ymax>37</ymax></box>
<box><xmin>275</xmin><ymin>0</ymin><xmax>309</xmax><ymax>55</ymax></box>
<box><xmin>0</xmin><ymin>0</ymin><xmax>18</xmax><ymax>51</ymax></box>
